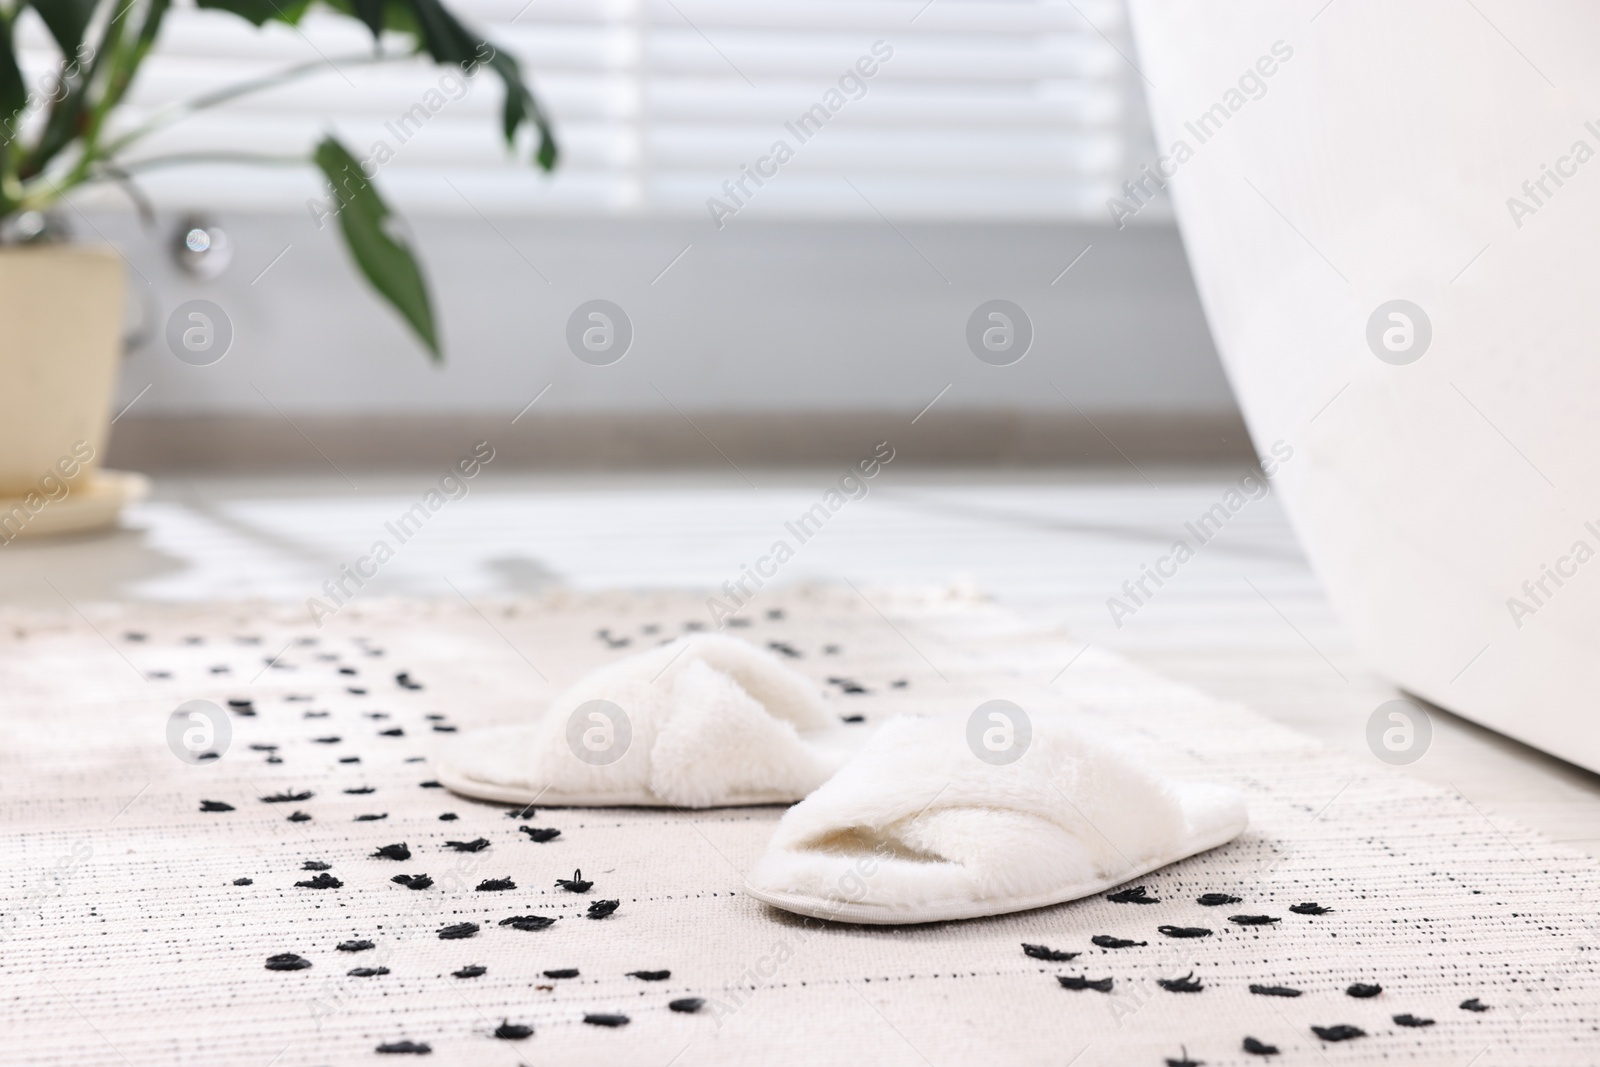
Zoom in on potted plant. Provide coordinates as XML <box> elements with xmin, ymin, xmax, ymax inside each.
<box><xmin>0</xmin><ymin>0</ymin><xmax>555</xmax><ymax>538</ymax></box>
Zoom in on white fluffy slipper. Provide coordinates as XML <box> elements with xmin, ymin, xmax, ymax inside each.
<box><xmin>438</xmin><ymin>633</ymin><xmax>868</xmax><ymax>808</ymax></box>
<box><xmin>744</xmin><ymin>712</ymin><xmax>1247</xmax><ymax>924</ymax></box>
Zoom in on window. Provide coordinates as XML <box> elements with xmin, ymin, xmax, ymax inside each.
<box><xmin>18</xmin><ymin>0</ymin><xmax>1151</xmax><ymax>219</ymax></box>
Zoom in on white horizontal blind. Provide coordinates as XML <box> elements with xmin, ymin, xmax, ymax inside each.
<box><xmin>15</xmin><ymin>0</ymin><xmax>1152</xmax><ymax>219</ymax></box>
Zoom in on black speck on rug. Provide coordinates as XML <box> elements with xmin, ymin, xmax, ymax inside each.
<box><xmin>1021</xmin><ymin>943</ymin><xmax>1078</xmax><ymax>962</ymax></box>
<box><xmin>375</xmin><ymin>1041</ymin><xmax>430</xmax><ymax>1055</ymax></box>
<box><xmin>264</xmin><ymin>953</ymin><xmax>311</xmax><ymax>971</ymax></box>
<box><xmin>294</xmin><ymin>872</ymin><xmax>342</xmax><ymax>889</ymax></box>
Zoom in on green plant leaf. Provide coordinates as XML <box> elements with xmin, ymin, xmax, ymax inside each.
<box><xmin>28</xmin><ymin>0</ymin><xmax>97</xmax><ymax>55</ymax></box>
<box><xmin>0</xmin><ymin>15</ymin><xmax>27</xmax><ymax>130</ymax></box>
<box><xmin>397</xmin><ymin>0</ymin><xmax>556</xmax><ymax>170</ymax></box>
<box><xmin>313</xmin><ymin>135</ymin><xmax>440</xmax><ymax>361</ymax></box>
<box><xmin>195</xmin><ymin>0</ymin><xmax>314</xmax><ymax>28</ymax></box>
<box><xmin>351</xmin><ymin>0</ymin><xmax>385</xmax><ymax>37</ymax></box>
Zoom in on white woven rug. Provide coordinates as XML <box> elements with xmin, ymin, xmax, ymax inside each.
<box><xmin>3</xmin><ymin>587</ymin><xmax>1597</xmax><ymax>1066</ymax></box>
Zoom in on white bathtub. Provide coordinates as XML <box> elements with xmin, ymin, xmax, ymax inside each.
<box><xmin>1126</xmin><ymin>0</ymin><xmax>1600</xmax><ymax>770</ymax></box>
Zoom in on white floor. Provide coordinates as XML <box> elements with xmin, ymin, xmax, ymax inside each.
<box><xmin>7</xmin><ymin>465</ymin><xmax>1600</xmax><ymax>858</ymax></box>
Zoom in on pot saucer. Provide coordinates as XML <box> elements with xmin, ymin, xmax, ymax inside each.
<box><xmin>0</xmin><ymin>470</ymin><xmax>150</xmax><ymax>541</ymax></box>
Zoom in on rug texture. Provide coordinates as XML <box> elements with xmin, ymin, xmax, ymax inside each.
<box><xmin>1</xmin><ymin>586</ymin><xmax>1597</xmax><ymax>1066</ymax></box>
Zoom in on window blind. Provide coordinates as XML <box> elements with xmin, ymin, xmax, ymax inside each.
<box><xmin>15</xmin><ymin>0</ymin><xmax>1154</xmax><ymax>219</ymax></box>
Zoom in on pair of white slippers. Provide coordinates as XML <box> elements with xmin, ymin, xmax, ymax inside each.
<box><xmin>438</xmin><ymin>634</ymin><xmax>1248</xmax><ymax>925</ymax></box>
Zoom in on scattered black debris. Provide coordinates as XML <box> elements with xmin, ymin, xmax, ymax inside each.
<box><xmin>392</xmin><ymin>874</ymin><xmax>434</xmax><ymax>890</ymax></box>
<box><xmin>347</xmin><ymin>687</ymin><xmax>367</xmax><ymax>695</ymax></box>
<box><xmin>1393</xmin><ymin>1014</ymin><xmax>1434</xmax><ymax>1028</ymax></box>
<box><xmin>1057</xmin><ymin>975</ymin><xmax>1114</xmax><ymax>992</ymax></box>
<box><xmin>840</xmin><ymin>715</ymin><xmax>866</xmax><ymax>724</ymax></box>
<box><xmin>265</xmin><ymin>953</ymin><xmax>311</xmax><ymax>971</ymax></box>
<box><xmin>338</xmin><ymin>940</ymin><xmax>375</xmax><ymax>952</ymax></box>
<box><xmin>200</xmin><ymin>800</ymin><xmax>234</xmax><ymax>813</ymax></box>
<box><xmin>519</xmin><ymin>826</ymin><xmax>561</xmax><ymax>843</ymax></box>
<box><xmin>445</xmin><ymin>838</ymin><xmax>490</xmax><ymax>852</ymax></box>
<box><xmin>1460</xmin><ymin>998</ymin><xmax>1490</xmax><ymax>1012</ymax></box>
<box><xmin>432</xmin><ymin>725</ymin><xmax>457</xmax><ymax>733</ymax></box>
<box><xmin>366</xmin><ymin>712</ymin><xmax>389</xmax><ymax>720</ymax></box>
<box><xmin>338</xmin><ymin>756</ymin><xmax>360</xmax><ymax>764</ymax></box>
<box><xmin>249</xmin><ymin>743</ymin><xmax>278</xmax><ymax>752</ymax></box>
<box><xmin>197</xmin><ymin>751</ymin><xmax>220</xmax><ymax>762</ymax></box>
<box><xmin>1165</xmin><ymin>1046</ymin><xmax>1200</xmax><ymax>1067</ymax></box>
<box><xmin>373</xmin><ymin>843</ymin><xmax>411</xmax><ymax>861</ymax></box>
<box><xmin>339</xmin><ymin>667</ymin><xmax>358</xmax><ymax>675</ymax></box>
<box><xmin>629</xmin><ymin>970</ymin><xmax>671</xmax><ymax>981</ymax></box>
<box><xmin>344</xmin><ymin>786</ymin><xmax>376</xmax><ymax>795</ymax></box>
<box><xmin>1346</xmin><ymin>983</ymin><xmax>1382</xmax><ymax>998</ymax></box>
<box><xmin>477</xmin><ymin>877</ymin><xmax>516</xmax><ymax>891</ymax></box>
<box><xmin>375</xmin><ymin>1041</ymin><xmax>430</xmax><ymax>1055</ymax></box>
<box><xmin>1312</xmin><ymin>1025</ymin><xmax>1365</xmax><ymax>1043</ymax></box>
<box><xmin>506</xmin><ymin>805</ymin><xmax>538</xmax><ymax>820</ymax></box>
<box><xmin>1197</xmin><ymin>893</ymin><xmax>1241</xmax><ymax>906</ymax></box>
<box><xmin>379</xmin><ymin>728</ymin><xmax>404</xmax><ymax>737</ymax></box>
<box><xmin>767</xmin><ymin>608</ymin><xmax>784</xmax><ymax>620</ymax></box>
<box><xmin>314</xmin><ymin>736</ymin><xmax>341</xmax><ymax>744</ymax></box>
<box><xmin>1022</xmin><ymin>943</ymin><xmax>1078</xmax><ymax>962</ymax></box>
<box><xmin>767</xmin><ymin>640</ymin><xmax>802</xmax><ymax>658</ymax></box>
<box><xmin>301</xmin><ymin>861</ymin><xmax>332</xmax><ymax>871</ymax></box>
<box><xmin>597</xmin><ymin>629</ymin><xmax>631</xmax><ymax>648</ymax></box>
<box><xmin>1242</xmin><ymin>1037</ymin><xmax>1278</xmax><ymax>1057</ymax></box>
<box><xmin>425</xmin><ymin>713</ymin><xmax>446</xmax><ymax>720</ymax></box>
<box><xmin>500</xmin><ymin>915</ymin><xmax>557</xmax><ymax>931</ymax></box>
<box><xmin>233</xmin><ymin>877</ymin><xmax>253</xmax><ymax>886</ymax></box>
<box><xmin>228</xmin><ymin>699</ymin><xmax>255</xmax><ymax>714</ymax></box>
<box><xmin>149</xmin><ymin>670</ymin><xmax>172</xmax><ymax>679</ymax></box>
<box><xmin>453</xmin><ymin>965</ymin><xmax>486</xmax><ymax>978</ymax></box>
<box><xmin>1107</xmin><ymin>886</ymin><xmax>1158</xmax><ymax>904</ymax></box>
<box><xmin>557</xmin><ymin>869</ymin><xmax>593</xmax><ymax>893</ymax></box>
<box><xmin>419</xmin><ymin>780</ymin><xmax>442</xmax><ymax>788</ymax></box>
<box><xmin>1229</xmin><ymin>914</ymin><xmax>1280</xmax><ymax>926</ymax></box>
<box><xmin>355</xmin><ymin>813</ymin><xmax>388</xmax><ymax>822</ymax></box>
<box><xmin>493</xmin><ymin>1021</ymin><xmax>531</xmax><ymax>1040</ymax></box>
<box><xmin>439</xmin><ymin>813</ymin><xmax>458</xmax><ymax>821</ymax></box>
<box><xmin>349</xmin><ymin>967</ymin><xmax>390</xmax><ymax>978</ymax></box>
<box><xmin>1159</xmin><ymin>972</ymin><xmax>1204</xmax><ymax>993</ymax></box>
<box><xmin>295</xmin><ymin>872</ymin><xmax>343</xmax><ymax>889</ymax></box>
<box><xmin>396</xmin><ymin>672</ymin><xmax>423</xmax><ymax>690</ymax></box>
<box><xmin>587</xmin><ymin>900</ymin><xmax>620</xmax><ymax>919</ymax></box>
<box><xmin>669</xmin><ymin>998</ymin><xmax>705</xmax><ymax>1013</ymax></box>
<box><xmin>1092</xmin><ymin>935</ymin><xmax>1146</xmax><ymax>949</ymax></box>
<box><xmin>437</xmin><ymin>922</ymin><xmax>479</xmax><ymax>940</ymax></box>
<box><xmin>265</xmin><ymin>755</ymin><xmax>283</xmax><ymax>764</ymax></box>
<box><xmin>288</xmin><ymin>811</ymin><xmax>311</xmax><ymax>822</ymax></box>
<box><xmin>125</xmin><ymin>631</ymin><xmax>146</xmax><ymax>642</ymax></box>
<box><xmin>1158</xmin><ymin>926</ymin><xmax>1212</xmax><ymax>939</ymax></box>
<box><xmin>261</xmin><ymin>790</ymin><xmax>313</xmax><ymax>803</ymax></box>
<box><xmin>545</xmin><ymin>968</ymin><xmax>579</xmax><ymax>979</ymax></box>
<box><xmin>303</xmin><ymin>710</ymin><xmax>329</xmax><ymax>718</ymax></box>
<box><xmin>584</xmin><ymin>1014</ymin><xmax>629</xmax><ymax>1027</ymax></box>
<box><xmin>210</xmin><ymin>665</ymin><xmax>231</xmax><ymax>674</ymax></box>
<box><xmin>1249</xmin><ymin>985</ymin><xmax>1302</xmax><ymax>998</ymax></box>
<box><xmin>1290</xmin><ymin>902</ymin><xmax>1332</xmax><ymax>915</ymax></box>
<box><xmin>890</xmin><ymin>678</ymin><xmax>907</xmax><ymax>688</ymax></box>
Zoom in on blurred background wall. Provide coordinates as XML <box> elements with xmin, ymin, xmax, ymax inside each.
<box><xmin>48</xmin><ymin>0</ymin><xmax>1246</xmax><ymax>469</ymax></box>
